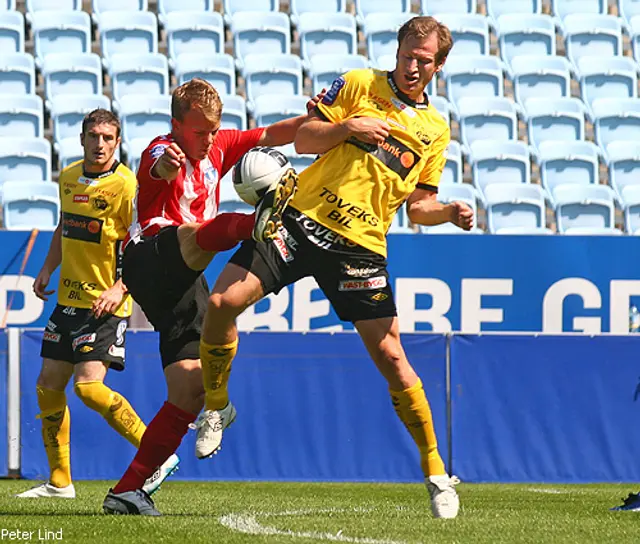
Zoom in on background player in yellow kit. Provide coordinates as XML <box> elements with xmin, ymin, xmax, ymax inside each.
<box><xmin>16</xmin><ymin>109</ymin><xmax>177</xmax><ymax>499</ymax></box>
<box><xmin>194</xmin><ymin>17</ymin><xmax>473</xmax><ymax>519</ymax></box>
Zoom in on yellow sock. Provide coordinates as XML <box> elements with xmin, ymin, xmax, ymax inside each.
<box><xmin>200</xmin><ymin>339</ymin><xmax>238</xmax><ymax>411</ymax></box>
<box><xmin>74</xmin><ymin>381</ymin><xmax>146</xmax><ymax>448</ymax></box>
<box><xmin>390</xmin><ymin>378</ymin><xmax>446</xmax><ymax>477</ymax></box>
<box><xmin>36</xmin><ymin>386</ymin><xmax>71</xmax><ymax>488</ymax></box>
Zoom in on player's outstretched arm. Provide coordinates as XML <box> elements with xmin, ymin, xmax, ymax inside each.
<box><xmin>33</xmin><ymin>220</ymin><xmax>62</xmax><ymax>301</ymax></box>
<box><xmin>406</xmin><ymin>189</ymin><xmax>474</xmax><ymax>230</ymax></box>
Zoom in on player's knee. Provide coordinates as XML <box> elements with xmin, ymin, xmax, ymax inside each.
<box><xmin>73</xmin><ymin>381</ymin><xmax>108</xmax><ymax>413</ymax></box>
<box><xmin>207</xmin><ymin>291</ymin><xmax>246</xmax><ymax>319</ymax></box>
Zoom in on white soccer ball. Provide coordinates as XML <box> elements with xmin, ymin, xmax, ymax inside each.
<box><xmin>232</xmin><ymin>147</ymin><xmax>292</xmax><ymax>206</ymax></box>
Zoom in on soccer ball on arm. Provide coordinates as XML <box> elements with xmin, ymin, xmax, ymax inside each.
<box><xmin>232</xmin><ymin>147</ymin><xmax>293</xmax><ymax>206</ymax></box>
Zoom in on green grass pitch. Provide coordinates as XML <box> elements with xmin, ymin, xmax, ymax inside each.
<box><xmin>0</xmin><ymin>481</ymin><xmax>638</xmax><ymax>543</ymax></box>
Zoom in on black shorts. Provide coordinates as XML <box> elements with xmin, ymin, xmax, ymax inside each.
<box><xmin>122</xmin><ymin>226</ymin><xmax>209</xmax><ymax>367</ymax></box>
<box><xmin>40</xmin><ymin>305</ymin><xmax>129</xmax><ymax>371</ymax></box>
<box><xmin>229</xmin><ymin>208</ymin><xmax>397</xmax><ymax>323</ymax></box>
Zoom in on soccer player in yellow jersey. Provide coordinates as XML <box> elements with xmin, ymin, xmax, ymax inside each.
<box><xmin>16</xmin><ymin>109</ymin><xmax>178</xmax><ymax>499</ymax></box>
<box><xmin>195</xmin><ymin>17</ymin><xmax>473</xmax><ymax>518</ymax></box>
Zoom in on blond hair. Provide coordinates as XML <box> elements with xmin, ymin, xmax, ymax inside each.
<box><xmin>397</xmin><ymin>16</ymin><xmax>454</xmax><ymax>64</ymax></box>
<box><xmin>171</xmin><ymin>78</ymin><xmax>222</xmax><ymax>123</ymax></box>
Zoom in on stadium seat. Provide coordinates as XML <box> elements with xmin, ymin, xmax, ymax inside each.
<box><xmin>50</xmin><ymin>94</ymin><xmax>111</xmax><ymax>148</ymax></box>
<box><xmin>175</xmin><ymin>53</ymin><xmax>236</xmax><ymax>95</ymax></box>
<box><xmin>158</xmin><ymin>0</ymin><xmax>215</xmax><ymax>27</ymax></box>
<box><xmin>421</xmin><ymin>0</ymin><xmax>477</xmax><ymax>16</ymax></box>
<box><xmin>298</xmin><ymin>13</ymin><xmax>357</xmax><ymax>69</ymax></box>
<box><xmin>0</xmin><ymin>1</ymin><xmax>15</xmax><ymax>9</ymax></box>
<box><xmin>496</xmin><ymin>14</ymin><xmax>556</xmax><ymax>70</ymax></box>
<box><xmin>355</xmin><ymin>0</ymin><xmax>411</xmax><ymax>26</ymax></box>
<box><xmin>1</xmin><ymin>180</ymin><xmax>60</xmax><ymax>231</ymax></box>
<box><xmin>537</xmin><ymin>140</ymin><xmax>599</xmax><ymax>203</ymax></box>
<box><xmin>42</xmin><ymin>53</ymin><xmax>102</xmax><ymax>108</ymax></box>
<box><xmin>166</xmin><ymin>11</ymin><xmax>224</xmax><ymax>68</ymax></box>
<box><xmin>125</xmin><ymin>137</ymin><xmax>148</xmax><ymax>174</ymax></box>
<box><xmin>243</xmin><ymin>54</ymin><xmax>303</xmax><ymax>113</ymax></box>
<box><xmin>622</xmin><ymin>185</ymin><xmax>640</xmax><ymax>234</ymax></box>
<box><xmin>484</xmin><ymin>183</ymin><xmax>547</xmax><ymax>234</ymax></box>
<box><xmin>0</xmin><ymin>95</ymin><xmax>43</xmax><ymax>138</ymax></box>
<box><xmin>223</xmin><ymin>0</ymin><xmax>279</xmax><ymax>26</ymax></box>
<box><xmin>606</xmin><ymin>141</ymin><xmax>640</xmax><ymax>203</ymax></box>
<box><xmin>276</xmin><ymin>143</ymin><xmax>316</xmax><ymax>174</ymax></box>
<box><xmin>577</xmin><ymin>56</ymin><xmax>638</xmax><ymax>117</ymax></box>
<box><xmin>435</xmin><ymin>14</ymin><xmax>490</xmax><ymax>57</ymax></box>
<box><xmin>364</xmin><ymin>13</ymin><xmax>415</xmax><ymax>67</ymax></box>
<box><xmin>118</xmin><ymin>94</ymin><xmax>172</xmax><ymax>151</ymax></box>
<box><xmin>0</xmin><ymin>11</ymin><xmax>24</xmax><ymax>54</ymax></box>
<box><xmin>57</xmin><ymin>138</ymin><xmax>83</xmax><ymax>169</ymax></box>
<box><xmin>32</xmin><ymin>11</ymin><xmax>91</xmax><ymax>68</ymax></box>
<box><xmin>592</xmin><ymin>97</ymin><xmax>640</xmax><ymax>151</ymax></box>
<box><xmin>441</xmin><ymin>55</ymin><xmax>505</xmax><ymax>114</ymax></box>
<box><xmin>253</xmin><ymin>94</ymin><xmax>309</xmax><ymax>127</ymax></box>
<box><xmin>423</xmin><ymin>183</ymin><xmax>482</xmax><ymax>234</ymax></box>
<box><xmin>553</xmin><ymin>183</ymin><xmax>618</xmax><ymax>234</ymax></box>
<box><xmin>308</xmin><ymin>54</ymin><xmax>368</xmax><ymax>95</ymax></box>
<box><xmin>92</xmin><ymin>0</ymin><xmax>148</xmax><ymax>26</ymax></box>
<box><xmin>430</xmin><ymin>95</ymin><xmax>451</xmax><ymax>125</ymax></box>
<box><xmin>290</xmin><ymin>0</ymin><xmax>346</xmax><ymax>27</ymax></box>
<box><xmin>109</xmin><ymin>53</ymin><xmax>169</xmax><ymax>105</ymax></box>
<box><xmin>511</xmin><ymin>55</ymin><xmax>572</xmax><ymax>109</ymax></box>
<box><xmin>0</xmin><ymin>137</ymin><xmax>51</xmax><ymax>185</ymax></box>
<box><xmin>469</xmin><ymin>140</ymin><xmax>531</xmax><ymax>204</ymax></box>
<box><xmin>457</xmin><ymin>96</ymin><xmax>518</xmax><ymax>149</ymax></box>
<box><xmin>551</xmin><ymin>0</ymin><xmax>607</xmax><ymax>24</ymax></box>
<box><xmin>525</xmin><ymin>97</ymin><xmax>586</xmax><ymax>152</ymax></box>
<box><xmin>387</xmin><ymin>204</ymin><xmax>416</xmax><ymax>234</ymax></box>
<box><xmin>562</xmin><ymin>14</ymin><xmax>623</xmax><ymax>70</ymax></box>
<box><xmin>26</xmin><ymin>0</ymin><xmax>81</xmax><ymax>15</ymax></box>
<box><xmin>441</xmin><ymin>139</ymin><xmax>462</xmax><ymax>185</ymax></box>
<box><xmin>220</xmin><ymin>94</ymin><xmax>247</xmax><ymax>131</ymax></box>
<box><xmin>218</xmin><ymin>170</ymin><xmax>253</xmax><ymax>213</ymax></box>
<box><xmin>0</xmin><ymin>53</ymin><xmax>35</xmax><ymax>96</ymax></box>
<box><xmin>99</xmin><ymin>11</ymin><xmax>158</xmax><ymax>68</ymax></box>
<box><xmin>231</xmin><ymin>12</ymin><xmax>291</xmax><ymax>71</ymax></box>
<box><xmin>620</xmin><ymin>0</ymin><xmax>640</xmax><ymax>29</ymax></box>
<box><xmin>486</xmin><ymin>0</ymin><xmax>542</xmax><ymax>29</ymax></box>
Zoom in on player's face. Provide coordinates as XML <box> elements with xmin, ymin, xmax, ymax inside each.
<box><xmin>173</xmin><ymin>107</ymin><xmax>220</xmax><ymax>161</ymax></box>
<box><xmin>81</xmin><ymin>122</ymin><xmax>121</xmax><ymax>173</ymax></box>
<box><xmin>395</xmin><ymin>32</ymin><xmax>445</xmax><ymax>100</ymax></box>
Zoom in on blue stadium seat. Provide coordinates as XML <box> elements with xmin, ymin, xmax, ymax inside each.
<box><xmin>496</xmin><ymin>14</ymin><xmax>556</xmax><ymax>70</ymax></box>
<box><xmin>435</xmin><ymin>14</ymin><xmax>490</xmax><ymax>57</ymax></box>
<box><xmin>552</xmin><ymin>0</ymin><xmax>607</xmax><ymax>24</ymax></box>
<box><xmin>253</xmin><ymin>94</ymin><xmax>308</xmax><ymax>127</ymax></box>
<box><xmin>537</xmin><ymin>140</ymin><xmax>599</xmax><ymax>203</ymax></box>
<box><xmin>0</xmin><ymin>53</ymin><xmax>35</xmax><ymax>95</ymax></box>
<box><xmin>175</xmin><ymin>53</ymin><xmax>236</xmax><ymax>95</ymax></box>
<box><xmin>32</xmin><ymin>11</ymin><xmax>91</xmax><ymax>68</ymax></box>
<box><xmin>290</xmin><ymin>0</ymin><xmax>346</xmax><ymax>27</ymax></box>
<box><xmin>308</xmin><ymin>54</ymin><xmax>368</xmax><ymax>95</ymax></box>
<box><xmin>486</xmin><ymin>0</ymin><xmax>541</xmax><ymax>29</ymax></box>
<box><xmin>525</xmin><ymin>97</ymin><xmax>586</xmax><ymax>152</ymax></box>
<box><xmin>50</xmin><ymin>94</ymin><xmax>111</xmax><ymax>148</ymax></box>
<box><xmin>224</xmin><ymin>0</ymin><xmax>279</xmax><ymax>26</ymax></box>
<box><xmin>277</xmin><ymin>143</ymin><xmax>316</xmax><ymax>174</ymax></box>
<box><xmin>0</xmin><ymin>1</ymin><xmax>15</xmax><ymax>9</ymax></box>
<box><xmin>484</xmin><ymin>183</ymin><xmax>547</xmax><ymax>234</ymax></box>
<box><xmin>220</xmin><ymin>94</ymin><xmax>247</xmax><ymax>131</ymax></box>
<box><xmin>0</xmin><ymin>11</ymin><xmax>24</xmax><ymax>53</ymax></box>
<box><xmin>166</xmin><ymin>11</ymin><xmax>224</xmax><ymax>68</ymax></box>
<box><xmin>619</xmin><ymin>0</ymin><xmax>640</xmax><ymax>29</ymax></box>
<box><xmin>118</xmin><ymin>94</ymin><xmax>172</xmax><ymax>150</ymax></box>
<box><xmin>26</xmin><ymin>0</ymin><xmax>81</xmax><ymax>16</ymax></box>
<box><xmin>592</xmin><ymin>97</ymin><xmax>640</xmax><ymax>151</ymax></box>
<box><xmin>92</xmin><ymin>0</ymin><xmax>148</xmax><ymax>26</ymax></box>
<box><xmin>243</xmin><ymin>54</ymin><xmax>303</xmax><ymax>113</ymax></box>
<box><xmin>424</xmin><ymin>183</ymin><xmax>482</xmax><ymax>234</ymax></box>
<box><xmin>562</xmin><ymin>14</ymin><xmax>623</xmax><ymax>70</ymax></box>
<box><xmin>632</xmin><ymin>16</ymin><xmax>640</xmax><ymax>62</ymax></box>
<box><xmin>441</xmin><ymin>139</ymin><xmax>462</xmax><ymax>185</ymax></box>
<box><xmin>511</xmin><ymin>55</ymin><xmax>572</xmax><ymax>108</ymax></box>
<box><xmin>0</xmin><ymin>137</ymin><xmax>51</xmax><ymax>185</ymax></box>
<box><xmin>606</xmin><ymin>141</ymin><xmax>640</xmax><ymax>204</ymax></box>
<box><xmin>158</xmin><ymin>0</ymin><xmax>215</xmax><ymax>27</ymax></box>
<box><xmin>125</xmin><ymin>137</ymin><xmax>148</xmax><ymax>174</ymax></box>
<box><xmin>430</xmin><ymin>95</ymin><xmax>451</xmax><ymax>125</ymax></box>
<box><xmin>622</xmin><ymin>184</ymin><xmax>640</xmax><ymax>234</ymax></box>
<box><xmin>43</xmin><ymin>53</ymin><xmax>102</xmax><ymax>108</ymax></box>
<box><xmin>553</xmin><ymin>183</ymin><xmax>619</xmax><ymax>234</ymax></box>
<box><xmin>231</xmin><ymin>12</ymin><xmax>291</xmax><ymax>71</ymax></box>
<box><xmin>355</xmin><ymin>0</ymin><xmax>411</xmax><ymax>26</ymax></box>
<box><xmin>57</xmin><ymin>138</ymin><xmax>83</xmax><ymax>169</ymax></box>
<box><xmin>364</xmin><ymin>13</ymin><xmax>415</xmax><ymax>66</ymax></box>
<box><xmin>469</xmin><ymin>140</ymin><xmax>531</xmax><ymax>204</ymax></box>
<box><xmin>577</xmin><ymin>56</ymin><xmax>638</xmax><ymax>118</ymax></box>
<box><xmin>421</xmin><ymin>0</ymin><xmax>477</xmax><ymax>15</ymax></box>
<box><xmin>441</xmin><ymin>55</ymin><xmax>505</xmax><ymax>114</ymax></box>
<box><xmin>2</xmin><ymin>180</ymin><xmax>60</xmax><ymax>231</ymax></box>
<box><xmin>218</xmin><ymin>171</ymin><xmax>253</xmax><ymax>213</ymax></box>
<box><xmin>109</xmin><ymin>53</ymin><xmax>169</xmax><ymax>105</ymax></box>
<box><xmin>0</xmin><ymin>95</ymin><xmax>43</xmax><ymax>138</ymax></box>
<box><xmin>457</xmin><ymin>96</ymin><xmax>518</xmax><ymax>149</ymax></box>
<box><xmin>99</xmin><ymin>11</ymin><xmax>158</xmax><ymax>68</ymax></box>
<box><xmin>298</xmin><ymin>13</ymin><xmax>357</xmax><ymax>69</ymax></box>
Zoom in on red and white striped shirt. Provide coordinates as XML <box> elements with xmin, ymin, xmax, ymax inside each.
<box><xmin>127</xmin><ymin>128</ymin><xmax>264</xmax><ymax>244</ymax></box>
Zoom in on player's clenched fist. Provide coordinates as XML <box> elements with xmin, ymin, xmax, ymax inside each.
<box><xmin>344</xmin><ymin>117</ymin><xmax>390</xmax><ymax>145</ymax></box>
<box><xmin>152</xmin><ymin>142</ymin><xmax>186</xmax><ymax>181</ymax></box>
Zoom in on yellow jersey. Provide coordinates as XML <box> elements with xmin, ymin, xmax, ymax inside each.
<box><xmin>57</xmin><ymin>160</ymin><xmax>136</xmax><ymax>317</ymax></box>
<box><xmin>291</xmin><ymin>68</ymin><xmax>450</xmax><ymax>257</ymax></box>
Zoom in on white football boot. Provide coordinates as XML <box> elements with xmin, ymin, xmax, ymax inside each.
<box><xmin>252</xmin><ymin>168</ymin><xmax>298</xmax><ymax>242</ymax></box>
<box><xmin>16</xmin><ymin>482</ymin><xmax>76</xmax><ymax>499</ymax></box>
<box><xmin>142</xmin><ymin>453</ymin><xmax>180</xmax><ymax>496</ymax></box>
<box><xmin>103</xmin><ymin>489</ymin><xmax>161</xmax><ymax>516</ymax></box>
<box><xmin>426</xmin><ymin>474</ymin><xmax>460</xmax><ymax>519</ymax></box>
<box><xmin>190</xmin><ymin>403</ymin><xmax>237</xmax><ymax>459</ymax></box>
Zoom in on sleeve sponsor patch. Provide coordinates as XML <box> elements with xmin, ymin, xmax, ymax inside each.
<box><xmin>322</xmin><ymin>76</ymin><xmax>346</xmax><ymax>106</ymax></box>
<box><xmin>150</xmin><ymin>144</ymin><xmax>168</xmax><ymax>159</ymax></box>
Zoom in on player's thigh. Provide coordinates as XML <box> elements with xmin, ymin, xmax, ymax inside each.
<box><xmin>37</xmin><ymin>358</ymin><xmax>74</xmax><ymax>390</ymax></box>
<box><xmin>177</xmin><ymin>222</ymin><xmax>215</xmax><ymax>271</ymax></box>
<box><xmin>164</xmin><ymin>358</ymin><xmax>204</xmax><ymax>414</ymax></box>
<box><xmin>73</xmin><ymin>360</ymin><xmax>109</xmax><ymax>383</ymax></box>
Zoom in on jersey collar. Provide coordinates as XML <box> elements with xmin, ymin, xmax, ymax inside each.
<box><xmin>387</xmin><ymin>71</ymin><xmax>429</xmax><ymax>110</ymax></box>
<box><xmin>82</xmin><ymin>160</ymin><xmax>120</xmax><ymax>179</ymax></box>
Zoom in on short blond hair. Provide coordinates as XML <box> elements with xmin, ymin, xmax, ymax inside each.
<box><xmin>171</xmin><ymin>78</ymin><xmax>222</xmax><ymax>123</ymax></box>
<box><xmin>397</xmin><ymin>16</ymin><xmax>454</xmax><ymax>65</ymax></box>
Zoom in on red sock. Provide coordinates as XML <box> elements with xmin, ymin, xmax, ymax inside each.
<box><xmin>195</xmin><ymin>212</ymin><xmax>255</xmax><ymax>252</ymax></box>
<box><xmin>112</xmin><ymin>402</ymin><xmax>196</xmax><ymax>494</ymax></box>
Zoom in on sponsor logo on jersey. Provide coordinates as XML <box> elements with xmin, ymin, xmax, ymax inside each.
<box><xmin>370</xmin><ymin>95</ymin><xmax>394</xmax><ymax>111</ymax></box>
<box><xmin>342</xmin><ymin>263</ymin><xmax>381</xmax><ymax>278</ymax></box>
<box><xmin>150</xmin><ymin>143</ymin><xmax>168</xmax><ymax>159</ymax></box>
<box><xmin>115</xmin><ymin>320</ymin><xmax>127</xmax><ymax>346</ymax></box>
<box><xmin>78</xmin><ymin>176</ymin><xmax>99</xmax><ymax>186</ymax></box>
<box><xmin>61</xmin><ymin>212</ymin><xmax>103</xmax><ymax>243</ymax></box>
<box><xmin>338</xmin><ymin>276</ymin><xmax>387</xmax><ymax>291</ymax></box>
<box><xmin>79</xmin><ymin>345</ymin><xmax>94</xmax><ymax>353</ymax></box>
<box><xmin>108</xmin><ymin>345</ymin><xmax>125</xmax><ymax>358</ymax></box>
<box><xmin>73</xmin><ymin>194</ymin><xmax>89</xmax><ymax>203</ymax></box>
<box><xmin>273</xmin><ymin>229</ymin><xmax>294</xmax><ymax>263</ymax></box>
<box><xmin>72</xmin><ymin>333</ymin><xmax>96</xmax><ymax>351</ymax></box>
<box><xmin>318</xmin><ymin>188</ymin><xmax>379</xmax><ymax>228</ymax></box>
<box><xmin>296</xmin><ymin>212</ymin><xmax>361</xmax><ymax>247</ymax></box>
<box><xmin>46</xmin><ymin>320</ymin><xmax>57</xmax><ymax>331</ymax></box>
<box><xmin>387</xmin><ymin>118</ymin><xmax>407</xmax><ymax>130</ymax></box>
<box><xmin>370</xmin><ymin>292</ymin><xmax>389</xmax><ymax>302</ymax></box>
<box><xmin>347</xmin><ymin>135</ymin><xmax>419</xmax><ymax>181</ymax></box>
<box><xmin>322</xmin><ymin>76</ymin><xmax>345</xmax><ymax>106</ymax></box>
<box><xmin>62</xmin><ymin>278</ymin><xmax>97</xmax><ymax>291</ymax></box>
<box><xmin>92</xmin><ymin>196</ymin><xmax>108</xmax><ymax>211</ymax></box>
<box><xmin>64</xmin><ymin>188</ymin><xmax>72</xmax><ymax>195</ymax></box>
<box><xmin>43</xmin><ymin>331</ymin><xmax>61</xmax><ymax>343</ymax></box>
<box><xmin>391</xmin><ymin>97</ymin><xmax>417</xmax><ymax>118</ymax></box>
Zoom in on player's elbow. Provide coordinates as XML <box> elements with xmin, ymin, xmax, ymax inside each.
<box><xmin>293</xmin><ymin>127</ymin><xmax>315</xmax><ymax>155</ymax></box>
